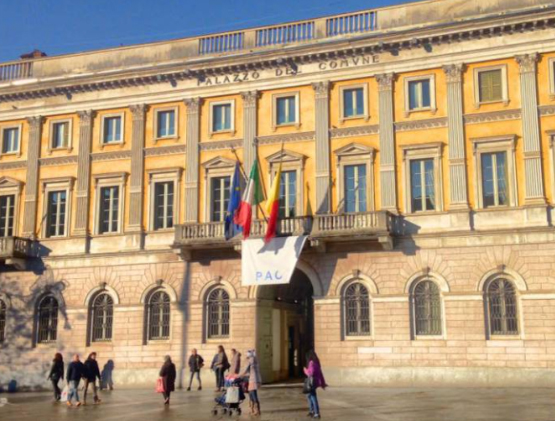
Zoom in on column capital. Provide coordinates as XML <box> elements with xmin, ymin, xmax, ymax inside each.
<box><xmin>78</xmin><ymin>110</ymin><xmax>95</xmax><ymax>124</ymax></box>
<box><xmin>311</xmin><ymin>81</ymin><xmax>330</xmax><ymax>99</ymax></box>
<box><xmin>241</xmin><ymin>90</ymin><xmax>259</xmax><ymax>108</ymax></box>
<box><xmin>130</xmin><ymin>103</ymin><xmax>147</xmax><ymax>120</ymax></box>
<box><xmin>184</xmin><ymin>97</ymin><xmax>202</xmax><ymax>114</ymax></box>
<box><xmin>376</xmin><ymin>73</ymin><xmax>395</xmax><ymax>92</ymax></box>
<box><xmin>516</xmin><ymin>53</ymin><xmax>539</xmax><ymax>74</ymax></box>
<box><xmin>443</xmin><ymin>63</ymin><xmax>465</xmax><ymax>83</ymax></box>
<box><xmin>26</xmin><ymin>116</ymin><xmax>43</xmax><ymax>129</ymax></box>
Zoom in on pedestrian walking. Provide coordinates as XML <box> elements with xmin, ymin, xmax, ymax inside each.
<box><xmin>187</xmin><ymin>348</ymin><xmax>204</xmax><ymax>391</ymax></box>
<box><xmin>210</xmin><ymin>345</ymin><xmax>229</xmax><ymax>392</ymax></box>
<box><xmin>159</xmin><ymin>355</ymin><xmax>176</xmax><ymax>405</ymax></box>
<box><xmin>83</xmin><ymin>352</ymin><xmax>102</xmax><ymax>405</ymax></box>
<box><xmin>47</xmin><ymin>353</ymin><xmax>64</xmax><ymax>401</ymax></box>
<box><xmin>241</xmin><ymin>349</ymin><xmax>262</xmax><ymax>416</ymax></box>
<box><xmin>303</xmin><ymin>350</ymin><xmax>327</xmax><ymax>419</ymax></box>
<box><xmin>66</xmin><ymin>354</ymin><xmax>85</xmax><ymax>407</ymax></box>
<box><xmin>230</xmin><ymin>349</ymin><xmax>241</xmax><ymax>375</ymax></box>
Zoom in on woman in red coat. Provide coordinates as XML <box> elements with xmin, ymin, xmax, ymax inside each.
<box><xmin>159</xmin><ymin>355</ymin><xmax>176</xmax><ymax>405</ymax></box>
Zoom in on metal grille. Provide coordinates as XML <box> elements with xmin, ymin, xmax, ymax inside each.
<box><xmin>207</xmin><ymin>288</ymin><xmax>230</xmax><ymax>339</ymax></box>
<box><xmin>0</xmin><ymin>299</ymin><xmax>5</xmax><ymax>343</ymax></box>
<box><xmin>413</xmin><ymin>281</ymin><xmax>442</xmax><ymax>336</ymax></box>
<box><xmin>148</xmin><ymin>291</ymin><xmax>170</xmax><ymax>340</ymax></box>
<box><xmin>91</xmin><ymin>293</ymin><xmax>114</xmax><ymax>342</ymax></box>
<box><xmin>486</xmin><ymin>279</ymin><xmax>518</xmax><ymax>335</ymax></box>
<box><xmin>344</xmin><ymin>283</ymin><xmax>371</xmax><ymax>336</ymax></box>
<box><xmin>37</xmin><ymin>296</ymin><xmax>58</xmax><ymax>343</ymax></box>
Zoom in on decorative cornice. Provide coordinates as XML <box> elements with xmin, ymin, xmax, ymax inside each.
<box><xmin>240</xmin><ymin>91</ymin><xmax>259</xmax><ymax>108</ymax></box>
<box><xmin>184</xmin><ymin>97</ymin><xmax>202</xmax><ymax>114</ymax></box>
<box><xmin>256</xmin><ymin>131</ymin><xmax>315</xmax><ymax>145</ymax></box>
<box><xmin>329</xmin><ymin>125</ymin><xmax>379</xmax><ymax>139</ymax></box>
<box><xmin>394</xmin><ymin>117</ymin><xmax>448</xmax><ymax>132</ymax></box>
<box><xmin>515</xmin><ymin>53</ymin><xmax>539</xmax><ymax>74</ymax></box>
<box><xmin>144</xmin><ymin>144</ymin><xmax>186</xmax><ymax>157</ymax></box>
<box><xmin>91</xmin><ymin>150</ymin><xmax>132</xmax><ymax>162</ymax></box>
<box><xmin>442</xmin><ymin>63</ymin><xmax>465</xmax><ymax>83</ymax></box>
<box><xmin>464</xmin><ymin>109</ymin><xmax>522</xmax><ymax>124</ymax></box>
<box><xmin>39</xmin><ymin>156</ymin><xmax>78</xmax><ymax>166</ymax></box>
<box><xmin>199</xmin><ymin>139</ymin><xmax>242</xmax><ymax>151</ymax></box>
<box><xmin>375</xmin><ymin>73</ymin><xmax>395</xmax><ymax>91</ymax></box>
<box><xmin>539</xmin><ymin>105</ymin><xmax>555</xmax><ymax>116</ymax></box>
<box><xmin>0</xmin><ymin>160</ymin><xmax>27</xmax><ymax>170</ymax></box>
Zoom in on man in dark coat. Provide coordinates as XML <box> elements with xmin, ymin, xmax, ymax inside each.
<box><xmin>187</xmin><ymin>348</ymin><xmax>204</xmax><ymax>391</ymax></box>
<box><xmin>47</xmin><ymin>353</ymin><xmax>64</xmax><ymax>401</ymax></box>
<box><xmin>159</xmin><ymin>355</ymin><xmax>176</xmax><ymax>405</ymax></box>
<box><xmin>66</xmin><ymin>354</ymin><xmax>85</xmax><ymax>407</ymax></box>
<box><xmin>83</xmin><ymin>352</ymin><xmax>102</xmax><ymax>405</ymax></box>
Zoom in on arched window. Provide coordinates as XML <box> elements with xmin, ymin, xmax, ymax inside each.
<box><xmin>206</xmin><ymin>288</ymin><xmax>230</xmax><ymax>339</ymax></box>
<box><xmin>0</xmin><ymin>299</ymin><xmax>6</xmax><ymax>343</ymax></box>
<box><xmin>485</xmin><ymin>278</ymin><xmax>518</xmax><ymax>336</ymax></box>
<box><xmin>344</xmin><ymin>282</ymin><xmax>371</xmax><ymax>336</ymax></box>
<box><xmin>91</xmin><ymin>293</ymin><xmax>114</xmax><ymax>342</ymax></box>
<box><xmin>37</xmin><ymin>295</ymin><xmax>58</xmax><ymax>343</ymax></box>
<box><xmin>412</xmin><ymin>280</ymin><xmax>442</xmax><ymax>336</ymax></box>
<box><xmin>147</xmin><ymin>291</ymin><xmax>170</xmax><ymax>340</ymax></box>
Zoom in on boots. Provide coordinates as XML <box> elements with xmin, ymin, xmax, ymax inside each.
<box><xmin>254</xmin><ymin>402</ymin><xmax>261</xmax><ymax>416</ymax></box>
<box><xmin>249</xmin><ymin>401</ymin><xmax>255</xmax><ymax>415</ymax></box>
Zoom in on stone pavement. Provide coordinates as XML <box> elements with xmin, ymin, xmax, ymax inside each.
<box><xmin>1</xmin><ymin>385</ymin><xmax>555</xmax><ymax>421</ymax></box>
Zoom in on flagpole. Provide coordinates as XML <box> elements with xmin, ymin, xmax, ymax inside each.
<box><xmin>230</xmin><ymin>146</ymin><xmax>248</xmax><ymax>180</ymax></box>
<box><xmin>254</xmin><ymin>142</ymin><xmax>269</xmax><ymax>223</ymax></box>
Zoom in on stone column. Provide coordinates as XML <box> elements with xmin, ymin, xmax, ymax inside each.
<box><xmin>184</xmin><ymin>98</ymin><xmax>201</xmax><ymax>222</ymax></box>
<box><xmin>22</xmin><ymin>116</ymin><xmax>42</xmax><ymax>238</ymax></box>
<box><xmin>241</xmin><ymin>91</ymin><xmax>258</xmax><ymax>173</ymax></box>
<box><xmin>312</xmin><ymin>81</ymin><xmax>331</xmax><ymax>214</ymax></box>
<box><xmin>73</xmin><ymin>110</ymin><xmax>94</xmax><ymax>237</ymax></box>
<box><xmin>516</xmin><ymin>53</ymin><xmax>545</xmax><ymax>204</ymax></box>
<box><xmin>443</xmin><ymin>64</ymin><xmax>469</xmax><ymax>209</ymax></box>
<box><xmin>376</xmin><ymin>73</ymin><xmax>397</xmax><ymax>211</ymax></box>
<box><xmin>127</xmin><ymin>104</ymin><xmax>147</xmax><ymax>233</ymax></box>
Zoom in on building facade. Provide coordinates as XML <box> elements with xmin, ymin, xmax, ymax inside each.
<box><xmin>1</xmin><ymin>0</ymin><xmax>555</xmax><ymax>389</ymax></box>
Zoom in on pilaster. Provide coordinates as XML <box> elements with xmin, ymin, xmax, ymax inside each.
<box><xmin>22</xmin><ymin>116</ymin><xmax>42</xmax><ymax>238</ymax></box>
<box><xmin>73</xmin><ymin>110</ymin><xmax>94</xmax><ymax>237</ymax></box>
<box><xmin>127</xmin><ymin>104</ymin><xmax>147</xmax><ymax>233</ymax></box>
<box><xmin>376</xmin><ymin>73</ymin><xmax>397</xmax><ymax>211</ymax></box>
<box><xmin>184</xmin><ymin>97</ymin><xmax>201</xmax><ymax>222</ymax></box>
<box><xmin>241</xmin><ymin>91</ymin><xmax>258</xmax><ymax>173</ymax></box>
<box><xmin>516</xmin><ymin>53</ymin><xmax>545</xmax><ymax>205</ymax></box>
<box><xmin>443</xmin><ymin>64</ymin><xmax>469</xmax><ymax>209</ymax></box>
<box><xmin>312</xmin><ymin>81</ymin><xmax>331</xmax><ymax>214</ymax></box>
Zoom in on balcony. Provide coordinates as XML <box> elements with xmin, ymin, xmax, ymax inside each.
<box><xmin>0</xmin><ymin>237</ymin><xmax>33</xmax><ymax>269</ymax></box>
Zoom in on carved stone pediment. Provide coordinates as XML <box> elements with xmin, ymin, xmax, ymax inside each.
<box><xmin>0</xmin><ymin>176</ymin><xmax>23</xmax><ymax>191</ymax></box>
<box><xmin>201</xmin><ymin>156</ymin><xmax>236</xmax><ymax>170</ymax></box>
<box><xmin>334</xmin><ymin>142</ymin><xmax>375</xmax><ymax>158</ymax></box>
<box><xmin>266</xmin><ymin>149</ymin><xmax>306</xmax><ymax>165</ymax></box>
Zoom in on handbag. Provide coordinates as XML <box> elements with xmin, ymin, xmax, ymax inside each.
<box><xmin>60</xmin><ymin>384</ymin><xmax>69</xmax><ymax>402</ymax></box>
<box><xmin>155</xmin><ymin>378</ymin><xmax>165</xmax><ymax>393</ymax></box>
<box><xmin>225</xmin><ymin>386</ymin><xmax>240</xmax><ymax>404</ymax></box>
<box><xmin>302</xmin><ymin>376</ymin><xmax>314</xmax><ymax>394</ymax></box>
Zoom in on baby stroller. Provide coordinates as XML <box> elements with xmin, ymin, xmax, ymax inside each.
<box><xmin>212</xmin><ymin>375</ymin><xmax>246</xmax><ymax>416</ymax></box>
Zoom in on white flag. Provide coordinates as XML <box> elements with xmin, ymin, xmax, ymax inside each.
<box><xmin>241</xmin><ymin>236</ymin><xmax>308</xmax><ymax>286</ymax></box>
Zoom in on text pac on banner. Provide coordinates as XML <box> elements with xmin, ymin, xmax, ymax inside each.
<box><xmin>241</xmin><ymin>235</ymin><xmax>308</xmax><ymax>286</ymax></box>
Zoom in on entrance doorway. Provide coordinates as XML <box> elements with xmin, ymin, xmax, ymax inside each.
<box><xmin>257</xmin><ymin>269</ymin><xmax>314</xmax><ymax>383</ymax></box>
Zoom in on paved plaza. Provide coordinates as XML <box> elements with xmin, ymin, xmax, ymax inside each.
<box><xmin>1</xmin><ymin>385</ymin><xmax>555</xmax><ymax>421</ymax></box>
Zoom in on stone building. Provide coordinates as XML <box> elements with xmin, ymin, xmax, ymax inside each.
<box><xmin>1</xmin><ymin>0</ymin><xmax>555</xmax><ymax>389</ymax></box>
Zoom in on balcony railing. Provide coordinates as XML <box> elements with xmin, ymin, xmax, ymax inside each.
<box><xmin>0</xmin><ymin>61</ymin><xmax>33</xmax><ymax>82</ymax></box>
<box><xmin>255</xmin><ymin>21</ymin><xmax>315</xmax><ymax>47</ymax></box>
<box><xmin>0</xmin><ymin>236</ymin><xmax>33</xmax><ymax>259</ymax></box>
<box><xmin>311</xmin><ymin>211</ymin><xmax>393</xmax><ymax>238</ymax></box>
<box><xmin>326</xmin><ymin>11</ymin><xmax>378</xmax><ymax>37</ymax></box>
<box><xmin>250</xmin><ymin>216</ymin><xmax>312</xmax><ymax>237</ymax></box>
<box><xmin>199</xmin><ymin>31</ymin><xmax>244</xmax><ymax>55</ymax></box>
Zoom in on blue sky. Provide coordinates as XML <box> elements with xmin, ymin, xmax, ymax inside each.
<box><xmin>0</xmin><ymin>0</ymin><xmax>407</xmax><ymax>62</ymax></box>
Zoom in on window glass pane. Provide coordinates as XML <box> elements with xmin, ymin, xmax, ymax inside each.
<box><xmin>408</xmin><ymin>81</ymin><xmax>419</xmax><ymax>110</ymax></box>
<box><xmin>344</xmin><ymin>283</ymin><xmax>371</xmax><ymax>336</ymax></box>
<box><xmin>355</xmin><ymin>88</ymin><xmax>364</xmax><ymax>115</ymax></box>
<box><xmin>495</xmin><ymin>152</ymin><xmax>508</xmax><ymax>206</ymax></box>
<box><xmin>344</xmin><ymin>165</ymin><xmax>356</xmax><ymax>213</ymax></box>
<box><xmin>344</xmin><ymin>165</ymin><xmax>366</xmax><ymax>213</ymax></box>
<box><xmin>211</xmin><ymin>176</ymin><xmax>230</xmax><ymax>222</ymax></box>
<box><xmin>47</xmin><ymin>191</ymin><xmax>66</xmax><ymax>237</ymax></box>
<box><xmin>279</xmin><ymin>171</ymin><xmax>297</xmax><ymax>218</ymax></box>
<box><xmin>424</xmin><ymin>159</ymin><xmax>435</xmax><ymax>211</ymax></box>
<box><xmin>410</xmin><ymin>160</ymin><xmax>423</xmax><ymax>212</ymax></box>
<box><xmin>421</xmin><ymin>79</ymin><xmax>431</xmax><ymax>108</ymax></box>
<box><xmin>52</xmin><ymin>122</ymin><xmax>69</xmax><ymax>149</ymax></box>
<box><xmin>277</xmin><ymin>96</ymin><xmax>295</xmax><ymax>125</ymax></box>
<box><xmin>481</xmin><ymin>153</ymin><xmax>495</xmax><ymax>208</ymax></box>
<box><xmin>3</xmin><ymin>128</ymin><xmax>19</xmax><ymax>153</ymax></box>
<box><xmin>99</xmin><ymin>186</ymin><xmax>119</xmax><ymax>234</ymax></box>
<box><xmin>357</xmin><ymin>165</ymin><xmax>367</xmax><ymax>212</ymax></box>
<box><xmin>157</xmin><ymin>110</ymin><xmax>175</xmax><ymax>137</ymax></box>
<box><xmin>104</xmin><ymin>117</ymin><xmax>122</xmax><ymax>143</ymax></box>
<box><xmin>154</xmin><ymin>181</ymin><xmax>174</xmax><ymax>230</ymax></box>
<box><xmin>213</xmin><ymin>104</ymin><xmax>231</xmax><ymax>132</ymax></box>
<box><xmin>413</xmin><ymin>281</ymin><xmax>442</xmax><ymax>336</ymax></box>
<box><xmin>344</xmin><ymin>89</ymin><xmax>354</xmax><ymax>117</ymax></box>
<box><xmin>0</xmin><ymin>195</ymin><xmax>14</xmax><ymax>237</ymax></box>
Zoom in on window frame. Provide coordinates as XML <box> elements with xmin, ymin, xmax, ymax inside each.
<box><xmin>202</xmin><ymin>156</ymin><xmax>235</xmax><ymax>223</ymax></box>
<box><xmin>36</xmin><ymin>295</ymin><xmax>59</xmax><ymax>345</ymax></box>
<box><xmin>401</xmin><ymin>143</ymin><xmax>444</xmax><ymax>214</ymax></box>
<box><xmin>153</xmin><ymin>106</ymin><xmax>178</xmax><ymax>141</ymax></box>
<box><xmin>471</xmin><ymin>135</ymin><xmax>518</xmax><ymax>209</ymax></box>
<box><xmin>272</xmin><ymin>92</ymin><xmax>300</xmax><ymax>131</ymax></box>
<box><xmin>339</xmin><ymin>83</ymin><xmax>369</xmax><ymax>122</ymax></box>
<box><xmin>404</xmin><ymin>74</ymin><xmax>437</xmax><ymax>116</ymax></box>
<box><xmin>209</xmin><ymin>100</ymin><xmax>235</xmax><ymax>137</ymax></box>
<box><xmin>100</xmin><ymin>112</ymin><xmax>125</xmax><ymax>147</ymax></box>
<box><xmin>267</xmin><ymin>150</ymin><xmax>306</xmax><ymax>219</ymax></box>
<box><xmin>334</xmin><ymin>143</ymin><xmax>375</xmax><ymax>213</ymax></box>
<box><xmin>48</xmin><ymin>118</ymin><xmax>73</xmax><ymax>154</ymax></box>
<box><xmin>89</xmin><ymin>292</ymin><xmax>114</xmax><ymax>343</ymax></box>
<box><xmin>205</xmin><ymin>287</ymin><xmax>231</xmax><ymax>341</ymax></box>
<box><xmin>0</xmin><ymin>177</ymin><xmax>22</xmax><ymax>238</ymax></box>
<box><xmin>0</xmin><ymin>298</ymin><xmax>6</xmax><ymax>344</ymax></box>
<box><xmin>41</xmin><ymin>177</ymin><xmax>75</xmax><ymax>239</ymax></box>
<box><xmin>484</xmin><ymin>276</ymin><xmax>521</xmax><ymax>340</ymax></box>
<box><xmin>92</xmin><ymin>173</ymin><xmax>127</xmax><ymax>236</ymax></box>
<box><xmin>473</xmin><ymin>65</ymin><xmax>509</xmax><ymax>108</ymax></box>
<box><xmin>410</xmin><ymin>279</ymin><xmax>444</xmax><ymax>339</ymax></box>
<box><xmin>147</xmin><ymin>168</ymin><xmax>182</xmax><ymax>232</ymax></box>
<box><xmin>342</xmin><ymin>281</ymin><xmax>373</xmax><ymax>339</ymax></box>
<box><xmin>0</xmin><ymin>124</ymin><xmax>22</xmax><ymax>157</ymax></box>
<box><xmin>146</xmin><ymin>289</ymin><xmax>171</xmax><ymax>342</ymax></box>
<box><xmin>547</xmin><ymin>131</ymin><xmax>555</xmax><ymax>203</ymax></box>
<box><xmin>549</xmin><ymin>57</ymin><xmax>555</xmax><ymax>101</ymax></box>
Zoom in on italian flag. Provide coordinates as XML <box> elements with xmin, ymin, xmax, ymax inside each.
<box><xmin>234</xmin><ymin>160</ymin><xmax>264</xmax><ymax>239</ymax></box>
<box><xmin>264</xmin><ymin>163</ymin><xmax>282</xmax><ymax>243</ymax></box>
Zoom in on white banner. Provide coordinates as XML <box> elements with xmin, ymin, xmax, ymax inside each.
<box><xmin>241</xmin><ymin>236</ymin><xmax>308</xmax><ymax>286</ymax></box>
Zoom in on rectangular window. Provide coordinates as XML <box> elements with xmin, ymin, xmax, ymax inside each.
<box><xmin>52</xmin><ymin>121</ymin><xmax>70</xmax><ymax>149</ymax></box>
<box><xmin>408</xmin><ymin>79</ymin><xmax>431</xmax><ymax>110</ymax></box>
<box><xmin>0</xmin><ymin>195</ymin><xmax>15</xmax><ymax>237</ymax></box>
<box><xmin>98</xmin><ymin>186</ymin><xmax>119</xmax><ymax>234</ymax></box>
<box><xmin>276</xmin><ymin>96</ymin><xmax>296</xmax><ymax>125</ymax></box>
<box><xmin>156</xmin><ymin>110</ymin><xmax>175</xmax><ymax>138</ymax></box>
<box><xmin>212</xmin><ymin>104</ymin><xmax>232</xmax><ymax>132</ymax></box>
<box><xmin>46</xmin><ymin>191</ymin><xmax>67</xmax><ymax>238</ymax></box>
<box><xmin>2</xmin><ymin>127</ymin><xmax>19</xmax><ymax>154</ymax></box>
<box><xmin>410</xmin><ymin>159</ymin><xmax>435</xmax><ymax>212</ymax></box>
<box><xmin>210</xmin><ymin>176</ymin><xmax>230</xmax><ymax>222</ymax></box>
<box><xmin>154</xmin><ymin>181</ymin><xmax>174</xmax><ymax>230</ymax></box>
<box><xmin>344</xmin><ymin>164</ymin><xmax>367</xmax><ymax>213</ymax></box>
<box><xmin>481</xmin><ymin>152</ymin><xmax>508</xmax><ymax>208</ymax></box>
<box><xmin>103</xmin><ymin>116</ymin><xmax>122</xmax><ymax>144</ymax></box>
<box><xmin>478</xmin><ymin>69</ymin><xmax>503</xmax><ymax>103</ymax></box>
<box><xmin>343</xmin><ymin>88</ymin><xmax>364</xmax><ymax>118</ymax></box>
<box><xmin>279</xmin><ymin>171</ymin><xmax>297</xmax><ymax>218</ymax></box>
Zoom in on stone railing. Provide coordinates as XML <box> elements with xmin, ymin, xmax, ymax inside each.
<box><xmin>175</xmin><ymin>221</ymin><xmax>226</xmax><ymax>245</ymax></box>
<box><xmin>326</xmin><ymin>10</ymin><xmax>378</xmax><ymax>37</ymax></box>
<box><xmin>250</xmin><ymin>216</ymin><xmax>313</xmax><ymax>237</ymax></box>
<box><xmin>311</xmin><ymin>211</ymin><xmax>392</xmax><ymax>237</ymax></box>
<box><xmin>0</xmin><ymin>236</ymin><xmax>32</xmax><ymax>259</ymax></box>
<box><xmin>0</xmin><ymin>61</ymin><xmax>33</xmax><ymax>82</ymax></box>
